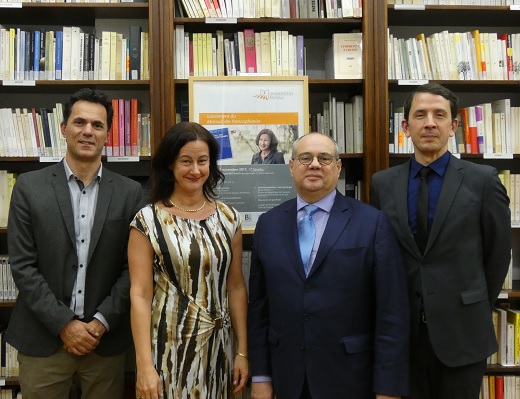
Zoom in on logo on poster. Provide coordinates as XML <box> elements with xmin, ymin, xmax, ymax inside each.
<box><xmin>254</xmin><ymin>89</ymin><xmax>295</xmax><ymax>101</ymax></box>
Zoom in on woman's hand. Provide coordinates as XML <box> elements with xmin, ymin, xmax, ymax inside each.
<box><xmin>232</xmin><ymin>353</ymin><xmax>250</xmax><ymax>393</ymax></box>
<box><xmin>135</xmin><ymin>364</ymin><xmax>163</xmax><ymax>399</ymax></box>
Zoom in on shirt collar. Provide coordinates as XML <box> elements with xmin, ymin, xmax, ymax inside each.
<box><xmin>63</xmin><ymin>159</ymin><xmax>103</xmax><ymax>183</ymax></box>
<box><xmin>297</xmin><ymin>190</ymin><xmax>336</xmax><ymax>213</ymax></box>
<box><xmin>411</xmin><ymin>150</ymin><xmax>450</xmax><ymax>178</ymax></box>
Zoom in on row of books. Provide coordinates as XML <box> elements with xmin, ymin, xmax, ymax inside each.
<box><xmin>388</xmin><ymin>99</ymin><xmax>520</xmax><ymax>155</ymax></box>
<box><xmin>0</xmin><ymin>257</ymin><xmax>16</xmax><ymax>301</ymax></box>
<box><xmin>337</xmin><ymin>171</ymin><xmax>364</xmax><ymax>201</ymax></box>
<box><xmin>0</xmin><ymin>0</ymin><xmax>145</xmax><ymax>2</ymax></box>
<box><xmin>491</xmin><ymin>307</ymin><xmax>520</xmax><ymax>367</ymax></box>
<box><xmin>174</xmin><ymin>27</ymin><xmax>363</xmax><ymax>80</ymax></box>
<box><xmin>0</xmin><ymin>100</ymin><xmax>152</xmax><ymax>158</ymax></box>
<box><xmin>174</xmin><ymin>27</ymin><xmax>306</xmax><ymax>78</ymax></box>
<box><xmin>480</xmin><ymin>375</ymin><xmax>520</xmax><ymax>399</ymax></box>
<box><xmin>310</xmin><ymin>94</ymin><xmax>363</xmax><ymax>154</ymax></box>
<box><xmin>390</xmin><ymin>0</ymin><xmax>520</xmax><ymax>4</ymax></box>
<box><xmin>0</xmin><ymin>331</ymin><xmax>19</xmax><ymax>378</ymax></box>
<box><xmin>0</xmin><ymin>390</ymin><xmax>20</xmax><ymax>399</ymax></box>
<box><xmin>0</xmin><ymin>26</ymin><xmax>149</xmax><ymax>82</ymax></box>
<box><xmin>387</xmin><ymin>30</ymin><xmax>520</xmax><ymax>81</ymax></box>
<box><xmin>498</xmin><ymin>171</ymin><xmax>520</xmax><ymax>225</ymax></box>
<box><xmin>0</xmin><ymin>172</ymin><xmax>16</xmax><ymax>228</ymax></box>
<box><xmin>175</xmin><ymin>0</ymin><xmax>362</xmax><ymax>19</ymax></box>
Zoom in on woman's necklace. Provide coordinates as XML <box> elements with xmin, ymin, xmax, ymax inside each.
<box><xmin>168</xmin><ymin>199</ymin><xmax>206</xmax><ymax>212</ymax></box>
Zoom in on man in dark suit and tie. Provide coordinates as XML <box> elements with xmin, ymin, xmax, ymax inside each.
<box><xmin>371</xmin><ymin>83</ymin><xmax>511</xmax><ymax>399</ymax></box>
<box><xmin>6</xmin><ymin>88</ymin><xmax>144</xmax><ymax>398</ymax></box>
<box><xmin>248</xmin><ymin>132</ymin><xmax>410</xmax><ymax>399</ymax></box>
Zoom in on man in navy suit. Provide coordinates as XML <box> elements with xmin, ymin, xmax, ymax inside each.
<box><xmin>371</xmin><ymin>83</ymin><xmax>511</xmax><ymax>399</ymax></box>
<box><xmin>7</xmin><ymin>89</ymin><xmax>144</xmax><ymax>399</ymax></box>
<box><xmin>248</xmin><ymin>133</ymin><xmax>410</xmax><ymax>399</ymax></box>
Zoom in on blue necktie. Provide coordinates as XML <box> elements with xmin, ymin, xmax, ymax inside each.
<box><xmin>298</xmin><ymin>205</ymin><xmax>319</xmax><ymax>275</ymax></box>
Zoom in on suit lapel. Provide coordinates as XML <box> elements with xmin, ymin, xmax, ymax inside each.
<box><xmin>427</xmin><ymin>156</ymin><xmax>463</xmax><ymax>253</ymax></box>
<box><xmin>52</xmin><ymin>162</ymin><xmax>76</xmax><ymax>248</ymax></box>
<box><xmin>393</xmin><ymin>161</ymin><xmax>420</xmax><ymax>255</ymax></box>
<box><xmin>308</xmin><ymin>193</ymin><xmax>350</xmax><ymax>277</ymax></box>
<box><xmin>281</xmin><ymin>200</ymin><xmax>307</xmax><ymax>280</ymax></box>
<box><xmin>88</xmin><ymin>170</ymin><xmax>114</xmax><ymax>262</ymax></box>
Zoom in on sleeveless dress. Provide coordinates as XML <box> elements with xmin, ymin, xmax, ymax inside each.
<box><xmin>130</xmin><ymin>201</ymin><xmax>241</xmax><ymax>399</ymax></box>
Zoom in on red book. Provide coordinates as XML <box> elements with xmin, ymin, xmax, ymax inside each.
<box><xmin>118</xmin><ymin>99</ymin><xmax>125</xmax><ymax>156</ymax></box>
<box><xmin>243</xmin><ymin>29</ymin><xmax>257</xmax><ymax>73</ymax></box>
<box><xmin>495</xmin><ymin>375</ymin><xmax>504</xmax><ymax>399</ymax></box>
<box><xmin>130</xmin><ymin>98</ymin><xmax>139</xmax><ymax>156</ymax></box>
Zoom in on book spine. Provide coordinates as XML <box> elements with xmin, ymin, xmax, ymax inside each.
<box><xmin>55</xmin><ymin>30</ymin><xmax>63</xmax><ymax>80</ymax></box>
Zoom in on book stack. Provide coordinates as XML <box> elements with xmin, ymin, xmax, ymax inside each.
<box><xmin>175</xmin><ymin>0</ymin><xmax>362</xmax><ymax>19</ymax></box>
<box><xmin>0</xmin><ymin>256</ymin><xmax>16</xmax><ymax>301</ymax></box>
<box><xmin>389</xmin><ymin>0</ymin><xmax>520</xmax><ymax>4</ymax></box>
<box><xmin>174</xmin><ymin>27</ymin><xmax>306</xmax><ymax>78</ymax></box>
<box><xmin>388</xmin><ymin>99</ymin><xmax>520</xmax><ymax>155</ymax></box>
<box><xmin>388</xmin><ymin>30</ymin><xmax>520</xmax><ymax>82</ymax></box>
<box><xmin>309</xmin><ymin>94</ymin><xmax>363</xmax><ymax>154</ymax></box>
<box><xmin>481</xmin><ymin>375</ymin><xmax>520</xmax><ymax>399</ymax></box>
<box><xmin>0</xmin><ymin>101</ymin><xmax>151</xmax><ymax>158</ymax></box>
<box><xmin>0</xmin><ymin>26</ymin><xmax>149</xmax><ymax>81</ymax></box>
<box><xmin>105</xmin><ymin>98</ymin><xmax>151</xmax><ymax>157</ymax></box>
<box><xmin>0</xmin><ymin>171</ymin><xmax>16</xmax><ymax>229</ymax></box>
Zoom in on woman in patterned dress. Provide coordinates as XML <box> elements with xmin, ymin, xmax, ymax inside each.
<box><xmin>128</xmin><ymin>122</ymin><xmax>249</xmax><ymax>399</ymax></box>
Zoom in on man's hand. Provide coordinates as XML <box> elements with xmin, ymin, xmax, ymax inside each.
<box><xmin>59</xmin><ymin>319</ymin><xmax>101</xmax><ymax>356</ymax></box>
<box><xmin>376</xmin><ymin>395</ymin><xmax>401</xmax><ymax>399</ymax></box>
<box><xmin>251</xmin><ymin>382</ymin><xmax>274</xmax><ymax>399</ymax></box>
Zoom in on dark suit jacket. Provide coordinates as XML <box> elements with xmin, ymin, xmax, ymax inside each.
<box><xmin>248</xmin><ymin>191</ymin><xmax>410</xmax><ymax>399</ymax></box>
<box><xmin>370</xmin><ymin>155</ymin><xmax>511</xmax><ymax>367</ymax></box>
<box><xmin>6</xmin><ymin>161</ymin><xmax>144</xmax><ymax>357</ymax></box>
<box><xmin>251</xmin><ymin>150</ymin><xmax>285</xmax><ymax>164</ymax></box>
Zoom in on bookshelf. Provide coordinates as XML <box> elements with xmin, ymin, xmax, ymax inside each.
<box><xmin>0</xmin><ymin>2</ymin><xmax>162</xmax><ymax>396</ymax></box>
<box><xmin>165</xmin><ymin>0</ymin><xmax>378</xmax><ymax>200</ymax></box>
<box><xmin>379</xmin><ymin>1</ymin><xmax>520</xmax><ymax>389</ymax></box>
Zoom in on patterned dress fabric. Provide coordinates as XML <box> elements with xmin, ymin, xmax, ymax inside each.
<box><xmin>131</xmin><ymin>201</ymin><xmax>241</xmax><ymax>399</ymax></box>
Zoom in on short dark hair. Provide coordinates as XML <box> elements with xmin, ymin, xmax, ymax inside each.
<box><xmin>255</xmin><ymin>129</ymin><xmax>279</xmax><ymax>152</ymax></box>
<box><xmin>403</xmin><ymin>83</ymin><xmax>458</xmax><ymax>122</ymax></box>
<box><xmin>148</xmin><ymin>122</ymin><xmax>225</xmax><ymax>205</ymax></box>
<box><xmin>62</xmin><ymin>88</ymin><xmax>114</xmax><ymax>130</ymax></box>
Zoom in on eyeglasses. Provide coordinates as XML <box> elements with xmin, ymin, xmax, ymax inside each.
<box><xmin>293</xmin><ymin>152</ymin><xmax>336</xmax><ymax>166</ymax></box>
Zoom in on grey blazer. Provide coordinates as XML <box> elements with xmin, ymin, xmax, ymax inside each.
<box><xmin>371</xmin><ymin>155</ymin><xmax>511</xmax><ymax>367</ymax></box>
<box><xmin>6</xmin><ymin>161</ymin><xmax>144</xmax><ymax>357</ymax></box>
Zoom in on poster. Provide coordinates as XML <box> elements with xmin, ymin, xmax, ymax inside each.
<box><xmin>189</xmin><ymin>76</ymin><xmax>309</xmax><ymax>230</ymax></box>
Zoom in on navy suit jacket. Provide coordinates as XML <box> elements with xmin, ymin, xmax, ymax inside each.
<box><xmin>371</xmin><ymin>156</ymin><xmax>511</xmax><ymax>367</ymax></box>
<box><xmin>248</xmin><ymin>191</ymin><xmax>410</xmax><ymax>399</ymax></box>
<box><xmin>6</xmin><ymin>161</ymin><xmax>144</xmax><ymax>357</ymax></box>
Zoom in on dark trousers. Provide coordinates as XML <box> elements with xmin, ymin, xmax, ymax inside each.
<box><xmin>300</xmin><ymin>377</ymin><xmax>312</xmax><ymax>399</ymax></box>
<box><xmin>409</xmin><ymin>321</ymin><xmax>487</xmax><ymax>399</ymax></box>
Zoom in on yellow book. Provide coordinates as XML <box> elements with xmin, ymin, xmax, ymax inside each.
<box><xmin>507</xmin><ymin>309</ymin><xmax>520</xmax><ymax>365</ymax></box>
<box><xmin>9</xmin><ymin>28</ymin><xmax>15</xmax><ymax>80</ymax></box>
<box><xmin>416</xmin><ymin>33</ymin><xmax>432</xmax><ymax>80</ymax></box>
<box><xmin>489</xmin><ymin>375</ymin><xmax>495</xmax><ymax>399</ymax></box>
<box><xmin>471</xmin><ymin>30</ymin><xmax>483</xmax><ymax>80</ymax></box>
<box><xmin>141</xmin><ymin>31</ymin><xmax>149</xmax><ymax>80</ymax></box>
<box><xmin>109</xmin><ymin>31</ymin><xmax>117</xmax><ymax>80</ymax></box>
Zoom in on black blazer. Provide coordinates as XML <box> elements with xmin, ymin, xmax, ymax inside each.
<box><xmin>6</xmin><ymin>161</ymin><xmax>144</xmax><ymax>357</ymax></box>
<box><xmin>371</xmin><ymin>155</ymin><xmax>511</xmax><ymax>367</ymax></box>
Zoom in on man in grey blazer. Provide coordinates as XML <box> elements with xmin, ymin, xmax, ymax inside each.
<box><xmin>6</xmin><ymin>88</ymin><xmax>144</xmax><ymax>398</ymax></box>
<box><xmin>371</xmin><ymin>83</ymin><xmax>511</xmax><ymax>399</ymax></box>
